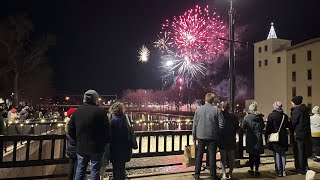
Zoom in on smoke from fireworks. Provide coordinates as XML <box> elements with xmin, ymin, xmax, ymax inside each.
<box><xmin>138</xmin><ymin>45</ymin><xmax>150</xmax><ymax>63</ymax></box>
<box><xmin>161</xmin><ymin>5</ymin><xmax>227</xmax><ymax>62</ymax></box>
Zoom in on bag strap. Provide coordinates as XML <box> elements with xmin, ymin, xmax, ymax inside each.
<box><xmin>277</xmin><ymin>115</ymin><xmax>285</xmax><ymax>133</ymax></box>
<box><xmin>125</xmin><ymin>114</ymin><xmax>131</xmax><ymax>128</ymax></box>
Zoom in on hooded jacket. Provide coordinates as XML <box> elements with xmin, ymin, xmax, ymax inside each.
<box><xmin>291</xmin><ymin>104</ymin><xmax>312</xmax><ymax>139</ymax></box>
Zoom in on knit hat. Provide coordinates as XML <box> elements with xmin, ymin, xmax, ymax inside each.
<box><xmin>67</xmin><ymin>108</ymin><xmax>77</xmax><ymax>117</ymax></box>
<box><xmin>291</xmin><ymin>96</ymin><xmax>303</xmax><ymax>105</ymax></box>
<box><xmin>11</xmin><ymin>108</ymin><xmax>17</xmax><ymax>113</ymax></box>
<box><xmin>83</xmin><ymin>89</ymin><xmax>99</xmax><ymax>104</ymax></box>
<box><xmin>312</xmin><ymin>106</ymin><xmax>320</xmax><ymax>114</ymax></box>
<box><xmin>273</xmin><ymin>101</ymin><xmax>283</xmax><ymax>112</ymax></box>
<box><xmin>249</xmin><ymin>103</ymin><xmax>257</xmax><ymax>112</ymax></box>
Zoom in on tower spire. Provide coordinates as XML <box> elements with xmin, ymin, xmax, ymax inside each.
<box><xmin>267</xmin><ymin>22</ymin><xmax>277</xmax><ymax>39</ymax></box>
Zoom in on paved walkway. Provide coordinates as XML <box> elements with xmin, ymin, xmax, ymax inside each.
<box><xmin>129</xmin><ymin>159</ymin><xmax>320</xmax><ymax>180</ymax></box>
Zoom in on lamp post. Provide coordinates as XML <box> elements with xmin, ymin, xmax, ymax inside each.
<box><xmin>229</xmin><ymin>0</ymin><xmax>236</xmax><ymax>113</ymax></box>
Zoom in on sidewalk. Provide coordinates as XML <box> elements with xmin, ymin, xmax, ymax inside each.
<box><xmin>130</xmin><ymin>159</ymin><xmax>320</xmax><ymax>180</ymax></box>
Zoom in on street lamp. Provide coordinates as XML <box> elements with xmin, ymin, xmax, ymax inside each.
<box><xmin>229</xmin><ymin>0</ymin><xmax>236</xmax><ymax>113</ymax></box>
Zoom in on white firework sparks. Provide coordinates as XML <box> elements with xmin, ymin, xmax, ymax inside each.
<box><xmin>154</xmin><ymin>32</ymin><xmax>172</xmax><ymax>50</ymax></box>
<box><xmin>161</xmin><ymin>51</ymin><xmax>206</xmax><ymax>78</ymax></box>
<box><xmin>138</xmin><ymin>45</ymin><xmax>150</xmax><ymax>63</ymax></box>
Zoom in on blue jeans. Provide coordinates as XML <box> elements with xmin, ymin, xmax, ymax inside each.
<box><xmin>274</xmin><ymin>149</ymin><xmax>286</xmax><ymax>173</ymax></box>
<box><xmin>75</xmin><ymin>153</ymin><xmax>103</xmax><ymax>180</ymax></box>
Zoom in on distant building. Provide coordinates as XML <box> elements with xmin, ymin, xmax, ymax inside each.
<box><xmin>254</xmin><ymin>23</ymin><xmax>320</xmax><ymax>115</ymax></box>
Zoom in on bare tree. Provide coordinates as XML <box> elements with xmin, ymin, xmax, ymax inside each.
<box><xmin>0</xmin><ymin>15</ymin><xmax>55</xmax><ymax>106</ymax></box>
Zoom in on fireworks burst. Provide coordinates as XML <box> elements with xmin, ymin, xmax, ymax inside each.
<box><xmin>138</xmin><ymin>45</ymin><xmax>150</xmax><ymax>63</ymax></box>
<box><xmin>161</xmin><ymin>51</ymin><xmax>206</xmax><ymax>78</ymax></box>
<box><xmin>154</xmin><ymin>32</ymin><xmax>173</xmax><ymax>50</ymax></box>
<box><xmin>161</xmin><ymin>5</ymin><xmax>226</xmax><ymax>62</ymax></box>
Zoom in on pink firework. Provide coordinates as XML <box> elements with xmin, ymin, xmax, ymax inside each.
<box><xmin>161</xmin><ymin>5</ymin><xmax>227</xmax><ymax>62</ymax></box>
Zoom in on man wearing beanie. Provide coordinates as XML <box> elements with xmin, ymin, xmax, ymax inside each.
<box><xmin>68</xmin><ymin>90</ymin><xmax>110</xmax><ymax>180</ymax></box>
<box><xmin>290</xmin><ymin>96</ymin><xmax>312</xmax><ymax>175</ymax></box>
<box><xmin>310</xmin><ymin>106</ymin><xmax>320</xmax><ymax>161</ymax></box>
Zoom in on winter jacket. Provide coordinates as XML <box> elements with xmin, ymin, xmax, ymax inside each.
<box><xmin>290</xmin><ymin>104</ymin><xmax>313</xmax><ymax>157</ymax></box>
<box><xmin>310</xmin><ymin>114</ymin><xmax>320</xmax><ymax>137</ymax></box>
<box><xmin>291</xmin><ymin>104</ymin><xmax>312</xmax><ymax>139</ymax></box>
<box><xmin>192</xmin><ymin>103</ymin><xmax>224</xmax><ymax>141</ymax></box>
<box><xmin>68</xmin><ymin>103</ymin><xmax>110</xmax><ymax>155</ymax></box>
<box><xmin>110</xmin><ymin>114</ymin><xmax>131</xmax><ymax>163</ymax></box>
<box><xmin>219</xmin><ymin>110</ymin><xmax>239</xmax><ymax>150</ymax></box>
<box><xmin>265</xmin><ymin>110</ymin><xmax>289</xmax><ymax>152</ymax></box>
<box><xmin>242</xmin><ymin>113</ymin><xmax>265</xmax><ymax>155</ymax></box>
<box><xmin>66</xmin><ymin>133</ymin><xmax>77</xmax><ymax>158</ymax></box>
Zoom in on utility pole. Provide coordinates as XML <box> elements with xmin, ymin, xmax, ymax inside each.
<box><xmin>229</xmin><ymin>0</ymin><xmax>236</xmax><ymax>113</ymax></box>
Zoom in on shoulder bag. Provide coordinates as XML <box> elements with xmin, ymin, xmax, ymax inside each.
<box><xmin>268</xmin><ymin>115</ymin><xmax>285</xmax><ymax>142</ymax></box>
<box><xmin>125</xmin><ymin>114</ymin><xmax>138</xmax><ymax>150</ymax></box>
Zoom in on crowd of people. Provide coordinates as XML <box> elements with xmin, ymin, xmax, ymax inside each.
<box><xmin>65</xmin><ymin>90</ymin><xmax>134</xmax><ymax>180</ymax></box>
<box><xmin>2</xmin><ymin>90</ymin><xmax>319</xmax><ymax>180</ymax></box>
<box><xmin>192</xmin><ymin>93</ymin><xmax>320</xmax><ymax>180</ymax></box>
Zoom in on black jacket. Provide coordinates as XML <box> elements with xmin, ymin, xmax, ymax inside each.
<box><xmin>0</xmin><ymin>112</ymin><xmax>5</xmax><ymax>135</ymax></box>
<box><xmin>219</xmin><ymin>110</ymin><xmax>239</xmax><ymax>150</ymax></box>
<box><xmin>265</xmin><ymin>110</ymin><xmax>289</xmax><ymax>152</ymax></box>
<box><xmin>110</xmin><ymin>114</ymin><xmax>131</xmax><ymax>162</ymax></box>
<box><xmin>66</xmin><ymin>134</ymin><xmax>77</xmax><ymax>158</ymax></box>
<box><xmin>242</xmin><ymin>113</ymin><xmax>265</xmax><ymax>155</ymax></box>
<box><xmin>68</xmin><ymin>103</ymin><xmax>110</xmax><ymax>155</ymax></box>
<box><xmin>291</xmin><ymin>104</ymin><xmax>311</xmax><ymax>139</ymax></box>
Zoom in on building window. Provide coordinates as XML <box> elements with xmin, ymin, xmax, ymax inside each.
<box><xmin>307</xmin><ymin>51</ymin><xmax>312</xmax><ymax>61</ymax></box>
<box><xmin>292</xmin><ymin>54</ymin><xmax>296</xmax><ymax>64</ymax></box>
<box><xmin>258</xmin><ymin>47</ymin><xmax>261</xmax><ymax>53</ymax></box>
<box><xmin>265</xmin><ymin>59</ymin><xmax>268</xmax><ymax>66</ymax></box>
<box><xmin>292</xmin><ymin>87</ymin><xmax>296</xmax><ymax>97</ymax></box>
<box><xmin>265</xmin><ymin>45</ymin><xmax>268</xmax><ymax>52</ymax></box>
<box><xmin>292</xmin><ymin>72</ymin><xmax>296</xmax><ymax>81</ymax></box>
<box><xmin>308</xmin><ymin>86</ymin><xmax>312</xmax><ymax>97</ymax></box>
<box><xmin>277</xmin><ymin>57</ymin><xmax>281</xmax><ymax>64</ymax></box>
<box><xmin>308</xmin><ymin>69</ymin><xmax>312</xmax><ymax>80</ymax></box>
<box><xmin>308</xmin><ymin>104</ymin><xmax>312</xmax><ymax>113</ymax></box>
<box><xmin>259</xmin><ymin>61</ymin><xmax>261</xmax><ymax>67</ymax></box>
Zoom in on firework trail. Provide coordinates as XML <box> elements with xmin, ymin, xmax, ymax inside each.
<box><xmin>138</xmin><ymin>45</ymin><xmax>150</xmax><ymax>63</ymax></box>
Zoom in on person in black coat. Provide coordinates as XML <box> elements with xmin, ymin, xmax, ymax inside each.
<box><xmin>65</xmin><ymin>108</ymin><xmax>77</xmax><ymax>180</ymax></box>
<box><xmin>219</xmin><ymin>102</ymin><xmax>239</xmax><ymax>179</ymax></box>
<box><xmin>242</xmin><ymin>102</ymin><xmax>265</xmax><ymax>176</ymax></box>
<box><xmin>290</xmin><ymin>96</ymin><xmax>312</xmax><ymax>175</ymax></box>
<box><xmin>68</xmin><ymin>90</ymin><xmax>110</xmax><ymax>180</ymax></box>
<box><xmin>265</xmin><ymin>101</ymin><xmax>289</xmax><ymax>177</ymax></box>
<box><xmin>109</xmin><ymin>102</ymin><xmax>131</xmax><ymax>180</ymax></box>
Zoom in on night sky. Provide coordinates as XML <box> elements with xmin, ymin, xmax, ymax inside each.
<box><xmin>1</xmin><ymin>0</ymin><xmax>320</xmax><ymax>96</ymax></box>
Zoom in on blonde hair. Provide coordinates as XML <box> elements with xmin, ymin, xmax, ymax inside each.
<box><xmin>205</xmin><ymin>93</ymin><xmax>215</xmax><ymax>104</ymax></box>
<box><xmin>109</xmin><ymin>102</ymin><xmax>125</xmax><ymax>116</ymax></box>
